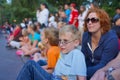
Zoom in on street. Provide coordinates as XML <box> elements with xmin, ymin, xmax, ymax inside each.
<box><xmin>0</xmin><ymin>32</ymin><xmax>29</xmax><ymax>80</ymax></box>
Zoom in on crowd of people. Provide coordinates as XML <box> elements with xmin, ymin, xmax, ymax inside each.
<box><xmin>0</xmin><ymin>2</ymin><xmax>120</xmax><ymax>80</ymax></box>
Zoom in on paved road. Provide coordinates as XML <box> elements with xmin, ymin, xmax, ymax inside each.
<box><xmin>0</xmin><ymin>32</ymin><xmax>29</xmax><ymax>80</ymax></box>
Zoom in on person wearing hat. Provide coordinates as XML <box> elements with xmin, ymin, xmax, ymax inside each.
<box><xmin>69</xmin><ymin>3</ymin><xmax>79</xmax><ymax>28</ymax></box>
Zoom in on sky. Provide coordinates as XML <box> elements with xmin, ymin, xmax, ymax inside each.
<box><xmin>6</xmin><ymin>0</ymin><xmax>11</xmax><ymax>4</ymax></box>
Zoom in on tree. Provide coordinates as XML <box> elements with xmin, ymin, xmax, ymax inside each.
<box><xmin>1</xmin><ymin>0</ymin><xmax>120</xmax><ymax>24</ymax></box>
<box><xmin>9</xmin><ymin>0</ymin><xmax>40</xmax><ymax>23</ymax></box>
<box><xmin>0</xmin><ymin>0</ymin><xmax>7</xmax><ymax>25</ymax></box>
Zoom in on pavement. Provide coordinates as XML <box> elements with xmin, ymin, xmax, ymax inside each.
<box><xmin>0</xmin><ymin>31</ymin><xmax>29</xmax><ymax>80</ymax></box>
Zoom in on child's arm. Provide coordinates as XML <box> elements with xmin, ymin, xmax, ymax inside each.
<box><xmin>19</xmin><ymin>37</ymin><xmax>23</xmax><ymax>41</ymax></box>
<box><xmin>9</xmin><ymin>35</ymin><xmax>14</xmax><ymax>41</ymax></box>
<box><xmin>32</xmin><ymin>40</ymin><xmax>38</xmax><ymax>48</ymax></box>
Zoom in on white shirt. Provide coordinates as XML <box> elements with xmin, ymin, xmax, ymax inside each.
<box><xmin>37</xmin><ymin>8</ymin><xmax>49</xmax><ymax>26</ymax></box>
<box><xmin>48</xmin><ymin>16</ymin><xmax>57</xmax><ymax>28</ymax></box>
<box><xmin>78</xmin><ymin>10</ymin><xmax>87</xmax><ymax>28</ymax></box>
<box><xmin>49</xmin><ymin>16</ymin><xmax>55</xmax><ymax>22</ymax></box>
<box><xmin>48</xmin><ymin>21</ymin><xmax>57</xmax><ymax>28</ymax></box>
<box><xmin>36</xmin><ymin>10</ymin><xmax>40</xmax><ymax>21</ymax></box>
<box><xmin>20</xmin><ymin>23</ymin><xmax>26</xmax><ymax>28</ymax></box>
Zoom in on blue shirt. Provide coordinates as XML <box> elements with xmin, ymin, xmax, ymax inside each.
<box><xmin>113</xmin><ymin>14</ymin><xmax>120</xmax><ymax>23</ymax></box>
<box><xmin>81</xmin><ymin>30</ymin><xmax>119</xmax><ymax>78</ymax></box>
<box><xmin>54</xmin><ymin>48</ymin><xmax>86</xmax><ymax>79</ymax></box>
<box><xmin>29</xmin><ymin>32</ymin><xmax>41</xmax><ymax>44</ymax></box>
<box><xmin>65</xmin><ymin>9</ymin><xmax>71</xmax><ymax>23</ymax></box>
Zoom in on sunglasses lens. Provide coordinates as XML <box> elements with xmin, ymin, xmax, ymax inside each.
<box><xmin>91</xmin><ymin>18</ymin><xmax>99</xmax><ymax>23</ymax></box>
<box><xmin>86</xmin><ymin>18</ymin><xmax>99</xmax><ymax>23</ymax></box>
<box><xmin>86</xmin><ymin>18</ymin><xmax>90</xmax><ymax>23</ymax></box>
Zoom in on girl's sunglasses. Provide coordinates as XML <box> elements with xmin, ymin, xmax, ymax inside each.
<box><xmin>85</xmin><ymin>18</ymin><xmax>99</xmax><ymax>23</ymax></box>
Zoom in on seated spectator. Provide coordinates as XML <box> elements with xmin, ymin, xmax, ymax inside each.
<box><xmin>90</xmin><ymin>13</ymin><xmax>120</xmax><ymax>80</ymax></box>
<box><xmin>90</xmin><ymin>51</ymin><xmax>120</xmax><ymax>80</ymax></box>
<box><xmin>20</xmin><ymin>19</ymin><xmax>26</xmax><ymax>29</ymax></box>
<box><xmin>81</xmin><ymin>8</ymin><xmax>119</xmax><ymax>79</ymax></box>
<box><xmin>20</xmin><ymin>28</ymin><xmax>30</xmax><ymax>46</ymax></box>
<box><xmin>17</xmin><ymin>27</ymin><xmax>60</xmax><ymax>80</ymax></box>
<box><xmin>33</xmin><ymin>27</ymin><xmax>60</xmax><ymax>63</ymax></box>
<box><xmin>17</xmin><ymin>25</ymin><xmax>86</xmax><ymax>80</ymax></box>
<box><xmin>34</xmin><ymin>22</ymin><xmax>41</xmax><ymax>34</ymax></box>
<box><xmin>28</xmin><ymin>18</ymin><xmax>33</xmax><ymax>25</ymax></box>
<box><xmin>57</xmin><ymin>21</ymin><xmax>66</xmax><ymax>29</ymax></box>
<box><xmin>20</xmin><ymin>24</ymin><xmax>41</xmax><ymax>56</ymax></box>
<box><xmin>6</xmin><ymin>24</ymin><xmax>22</xmax><ymax>47</ymax></box>
<box><xmin>9</xmin><ymin>28</ymin><xmax>29</xmax><ymax>49</ymax></box>
<box><xmin>6</xmin><ymin>24</ymin><xmax>13</xmax><ymax>35</ymax></box>
<box><xmin>48</xmin><ymin>13</ymin><xmax>57</xmax><ymax>28</ymax></box>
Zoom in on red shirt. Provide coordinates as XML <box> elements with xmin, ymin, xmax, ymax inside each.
<box><xmin>13</xmin><ymin>27</ymin><xmax>21</xmax><ymax>37</ymax></box>
<box><xmin>69</xmin><ymin>9</ymin><xmax>79</xmax><ymax>28</ymax></box>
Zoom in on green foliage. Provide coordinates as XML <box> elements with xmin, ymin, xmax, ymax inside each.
<box><xmin>2</xmin><ymin>0</ymin><xmax>57</xmax><ymax>23</ymax></box>
<box><xmin>0</xmin><ymin>0</ymin><xmax>120</xmax><ymax>25</ymax></box>
<box><xmin>9</xmin><ymin>0</ymin><xmax>40</xmax><ymax>23</ymax></box>
<box><xmin>101</xmin><ymin>1</ymin><xmax>120</xmax><ymax>18</ymax></box>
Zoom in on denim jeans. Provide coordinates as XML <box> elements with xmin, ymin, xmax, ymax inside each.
<box><xmin>16</xmin><ymin>60</ymin><xmax>52</xmax><ymax>80</ymax></box>
<box><xmin>37</xmin><ymin>60</ymin><xmax>47</xmax><ymax>66</ymax></box>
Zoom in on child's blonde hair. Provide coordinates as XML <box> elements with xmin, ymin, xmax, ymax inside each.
<box><xmin>43</xmin><ymin>27</ymin><xmax>59</xmax><ymax>46</ymax></box>
<box><xmin>22</xmin><ymin>29</ymin><xmax>28</xmax><ymax>36</ymax></box>
<box><xmin>59</xmin><ymin>25</ymin><xmax>81</xmax><ymax>42</ymax></box>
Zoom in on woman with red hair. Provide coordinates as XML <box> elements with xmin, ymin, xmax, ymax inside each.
<box><xmin>81</xmin><ymin>8</ymin><xmax>119</xmax><ymax>79</ymax></box>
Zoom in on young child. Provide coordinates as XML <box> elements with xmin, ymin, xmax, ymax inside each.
<box><xmin>48</xmin><ymin>13</ymin><xmax>57</xmax><ymax>28</ymax></box>
<box><xmin>6</xmin><ymin>24</ymin><xmax>22</xmax><ymax>47</ymax></box>
<box><xmin>17</xmin><ymin>25</ymin><xmax>86</xmax><ymax>80</ymax></box>
<box><xmin>34</xmin><ymin>27</ymin><xmax>60</xmax><ymax>68</ymax></box>
<box><xmin>15</xmin><ymin>28</ymin><xmax>29</xmax><ymax>46</ymax></box>
<box><xmin>20</xmin><ymin>24</ymin><xmax>41</xmax><ymax>56</ymax></box>
<box><xmin>7</xmin><ymin>24</ymin><xmax>22</xmax><ymax>42</ymax></box>
<box><xmin>10</xmin><ymin>28</ymin><xmax>29</xmax><ymax>49</ymax></box>
<box><xmin>53</xmin><ymin>25</ymin><xmax>86</xmax><ymax>80</ymax></box>
<box><xmin>15</xmin><ymin>29</ymin><xmax>30</xmax><ymax>55</ymax></box>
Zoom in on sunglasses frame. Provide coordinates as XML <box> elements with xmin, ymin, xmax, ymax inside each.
<box><xmin>85</xmin><ymin>17</ymin><xmax>99</xmax><ymax>23</ymax></box>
